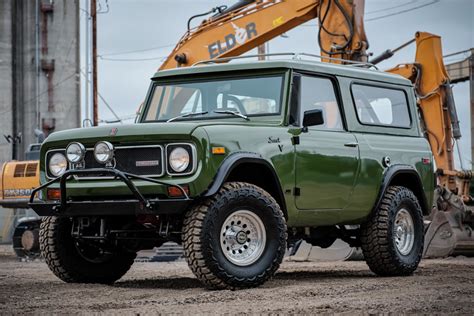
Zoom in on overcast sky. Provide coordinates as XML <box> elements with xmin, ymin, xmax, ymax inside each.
<box><xmin>81</xmin><ymin>0</ymin><xmax>474</xmax><ymax>167</ymax></box>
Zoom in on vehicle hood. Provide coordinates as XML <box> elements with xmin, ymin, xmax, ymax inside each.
<box><xmin>44</xmin><ymin>122</ymin><xmax>208</xmax><ymax>147</ymax></box>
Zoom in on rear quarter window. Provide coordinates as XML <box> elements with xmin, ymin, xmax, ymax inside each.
<box><xmin>351</xmin><ymin>84</ymin><xmax>411</xmax><ymax>128</ymax></box>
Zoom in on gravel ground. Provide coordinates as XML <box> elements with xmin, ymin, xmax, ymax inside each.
<box><xmin>0</xmin><ymin>246</ymin><xmax>473</xmax><ymax>314</ymax></box>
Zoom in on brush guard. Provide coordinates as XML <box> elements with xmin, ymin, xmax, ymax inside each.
<box><xmin>29</xmin><ymin>168</ymin><xmax>192</xmax><ymax>217</ymax></box>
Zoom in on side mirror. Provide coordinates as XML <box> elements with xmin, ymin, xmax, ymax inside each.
<box><xmin>303</xmin><ymin>109</ymin><xmax>324</xmax><ymax>128</ymax></box>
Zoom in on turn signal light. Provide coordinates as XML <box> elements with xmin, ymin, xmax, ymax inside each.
<box><xmin>167</xmin><ymin>185</ymin><xmax>189</xmax><ymax>197</ymax></box>
<box><xmin>47</xmin><ymin>188</ymin><xmax>61</xmax><ymax>200</ymax></box>
<box><xmin>212</xmin><ymin>147</ymin><xmax>226</xmax><ymax>155</ymax></box>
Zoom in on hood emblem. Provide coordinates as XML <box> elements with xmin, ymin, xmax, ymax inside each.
<box><xmin>109</xmin><ymin>128</ymin><xmax>118</xmax><ymax>136</ymax></box>
<box><xmin>136</xmin><ymin>160</ymin><xmax>159</xmax><ymax>167</ymax></box>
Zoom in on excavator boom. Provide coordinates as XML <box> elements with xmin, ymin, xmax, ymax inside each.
<box><xmin>160</xmin><ymin>0</ymin><xmax>320</xmax><ymax>70</ymax></box>
<box><xmin>160</xmin><ymin>0</ymin><xmax>368</xmax><ymax>70</ymax></box>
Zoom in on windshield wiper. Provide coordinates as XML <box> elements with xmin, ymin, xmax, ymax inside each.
<box><xmin>213</xmin><ymin>110</ymin><xmax>249</xmax><ymax>121</ymax></box>
<box><xmin>166</xmin><ymin>111</ymin><xmax>208</xmax><ymax>123</ymax></box>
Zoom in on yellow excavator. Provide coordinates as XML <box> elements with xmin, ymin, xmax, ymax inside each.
<box><xmin>2</xmin><ymin>0</ymin><xmax>472</xmax><ymax>258</ymax></box>
<box><xmin>1</xmin><ymin>144</ymin><xmax>41</xmax><ymax>258</ymax></box>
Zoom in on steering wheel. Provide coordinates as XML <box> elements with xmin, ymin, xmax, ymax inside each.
<box><xmin>225</xmin><ymin>95</ymin><xmax>247</xmax><ymax>115</ymax></box>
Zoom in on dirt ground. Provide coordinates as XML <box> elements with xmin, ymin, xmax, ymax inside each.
<box><xmin>0</xmin><ymin>246</ymin><xmax>473</xmax><ymax>314</ymax></box>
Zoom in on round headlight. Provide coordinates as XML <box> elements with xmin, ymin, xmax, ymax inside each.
<box><xmin>169</xmin><ymin>147</ymin><xmax>190</xmax><ymax>172</ymax></box>
<box><xmin>66</xmin><ymin>142</ymin><xmax>85</xmax><ymax>163</ymax></box>
<box><xmin>49</xmin><ymin>153</ymin><xmax>67</xmax><ymax>177</ymax></box>
<box><xmin>94</xmin><ymin>141</ymin><xmax>114</xmax><ymax>164</ymax></box>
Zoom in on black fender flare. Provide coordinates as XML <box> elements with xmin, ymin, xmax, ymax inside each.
<box><xmin>203</xmin><ymin>152</ymin><xmax>287</xmax><ymax>217</ymax></box>
<box><xmin>374</xmin><ymin>164</ymin><xmax>429</xmax><ymax>215</ymax></box>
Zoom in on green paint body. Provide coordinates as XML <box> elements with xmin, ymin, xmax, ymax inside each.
<box><xmin>38</xmin><ymin>60</ymin><xmax>434</xmax><ymax>227</ymax></box>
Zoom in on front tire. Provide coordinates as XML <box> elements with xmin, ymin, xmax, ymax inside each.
<box><xmin>40</xmin><ymin>216</ymin><xmax>136</xmax><ymax>284</ymax></box>
<box><xmin>360</xmin><ymin>186</ymin><xmax>424</xmax><ymax>276</ymax></box>
<box><xmin>182</xmin><ymin>182</ymin><xmax>287</xmax><ymax>289</ymax></box>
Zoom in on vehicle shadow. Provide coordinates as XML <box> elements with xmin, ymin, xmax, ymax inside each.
<box><xmin>115</xmin><ymin>277</ymin><xmax>203</xmax><ymax>289</ymax></box>
<box><xmin>272</xmin><ymin>269</ymin><xmax>376</xmax><ymax>281</ymax></box>
<box><xmin>115</xmin><ymin>270</ymin><xmax>375</xmax><ymax>290</ymax></box>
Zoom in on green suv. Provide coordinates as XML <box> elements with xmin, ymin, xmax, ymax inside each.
<box><xmin>30</xmin><ymin>59</ymin><xmax>434</xmax><ymax>289</ymax></box>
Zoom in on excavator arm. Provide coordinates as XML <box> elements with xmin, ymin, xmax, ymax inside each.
<box><xmin>386</xmin><ymin>32</ymin><xmax>465</xmax><ymax>193</ymax></box>
<box><xmin>381</xmin><ymin>32</ymin><xmax>473</xmax><ymax>257</ymax></box>
<box><xmin>159</xmin><ymin>0</ymin><xmax>368</xmax><ymax>70</ymax></box>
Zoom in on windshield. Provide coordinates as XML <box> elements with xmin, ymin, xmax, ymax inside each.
<box><xmin>142</xmin><ymin>74</ymin><xmax>284</xmax><ymax>122</ymax></box>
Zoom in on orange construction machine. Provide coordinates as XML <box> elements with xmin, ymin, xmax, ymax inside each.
<box><xmin>0</xmin><ymin>144</ymin><xmax>42</xmax><ymax>258</ymax></box>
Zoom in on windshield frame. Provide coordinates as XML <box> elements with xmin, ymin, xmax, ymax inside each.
<box><xmin>140</xmin><ymin>69</ymin><xmax>288</xmax><ymax>123</ymax></box>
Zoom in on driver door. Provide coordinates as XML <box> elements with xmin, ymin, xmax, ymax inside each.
<box><xmin>294</xmin><ymin>74</ymin><xmax>359</xmax><ymax>210</ymax></box>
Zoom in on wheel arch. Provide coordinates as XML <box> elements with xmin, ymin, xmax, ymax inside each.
<box><xmin>203</xmin><ymin>152</ymin><xmax>288</xmax><ymax>219</ymax></box>
<box><xmin>375</xmin><ymin>165</ymin><xmax>429</xmax><ymax>215</ymax></box>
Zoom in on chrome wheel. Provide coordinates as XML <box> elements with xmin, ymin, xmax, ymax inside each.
<box><xmin>393</xmin><ymin>208</ymin><xmax>414</xmax><ymax>255</ymax></box>
<box><xmin>220</xmin><ymin>210</ymin><xmax>266</xmax><ymax>266</ymax></box>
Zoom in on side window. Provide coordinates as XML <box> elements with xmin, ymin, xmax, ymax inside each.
<box><xmin>351</xmin><ymin>84</ymin><xmax>411</xmax><ymax>128</ymax></box>
<box><xmin>300</xmin><ymin>75</ymin><xmax>343</xmax><ymax>131</ymax></box>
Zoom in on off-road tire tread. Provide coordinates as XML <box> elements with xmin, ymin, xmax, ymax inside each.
<box><xmin>360</xmin><ymin>186</ymin><xmax>423</xmax><ymax>276</ymax></box>
<box><xmin>40</xmin><ymin>216</ymin><xmax>136</xmax><ymax>284</ymax></box>
<box><xmin>182</xmin><ymin>182</ymin><xmax>287</xmax><ymax>290</ymax></box>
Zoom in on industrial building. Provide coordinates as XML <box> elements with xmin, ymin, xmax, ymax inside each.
<box><xmin>0</xmin><ymin>0</ymin><xmax>81</xmax><ymax>163</ymax></box>
<box><xmin>0</xmin><ymin>0</ymin><xmax>81</xmax><ymax>243</ymax></box>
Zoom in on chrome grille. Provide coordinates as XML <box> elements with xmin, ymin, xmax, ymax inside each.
<box><xmin>46</xmin><ymin>145</ymin><xmax>164</xmax><ymax>179</ymax></box>
<box><xmin>78</xmin><ymin>145</ymin><xmax>164</xmax><ymax>178</ymax></box>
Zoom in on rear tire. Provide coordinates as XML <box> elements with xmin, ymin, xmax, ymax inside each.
<box><xmin>40</xmin><ymin>216</ymin><xmax>136</xmax><ymax>284</ymax></box>
<box><xmin>182</xmin><ymin>182</ymin><xmax>287</xmax><ymax>289</ymax></box>
<box><xmin>360</xmin><ymin>186</ymin><xmax>424</xmax><ymax>276</ymax></box>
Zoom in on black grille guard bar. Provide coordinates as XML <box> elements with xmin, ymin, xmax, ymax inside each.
<box><xmin>29</xmin><ymin>168</ymin><xmax>190</xmax><ymax>211</ymax></box>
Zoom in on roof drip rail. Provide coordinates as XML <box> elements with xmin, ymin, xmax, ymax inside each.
<box><xmin>293</xmin><ymin>53</ymin><xmax>379</xmax><ymax>69</ymax></box>
<box><xmin>192</xmin><ymin>53</ymin><xmax>297</xmax><ymax>66</ymax></box>
<box><xmin>192</xmin><ymin>52</ymin><xmax>379</xmax><ymax>70</ymax></box>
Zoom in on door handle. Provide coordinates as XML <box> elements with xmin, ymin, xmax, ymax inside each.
<box><xmin>344</xmin><ymin>142</ymin><xmax>358</xmax><ymax>148</ymax></box>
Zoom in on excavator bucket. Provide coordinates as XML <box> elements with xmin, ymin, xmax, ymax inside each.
<box><xmin>423</xmin><ymin>204</ymin><xmax>474</xmax><ymax>258</ymax></box>
<box><xmin>423</xmin><ymin>209</ymin><xmax>456</xmax><ymax>258</ymax></box>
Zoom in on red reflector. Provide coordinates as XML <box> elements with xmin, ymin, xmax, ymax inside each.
<box><xmin>47</xmin><ymin>189</ymin><xmax>61</xmax><ymax>200</ymax></box>
<box><xmin>168</xmin><ymin>185</ymin><xmax>189</xmax><ymax>197</ymax></box>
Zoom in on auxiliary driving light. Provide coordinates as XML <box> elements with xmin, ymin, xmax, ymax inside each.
<box><xmin>66</xmin><ymin>142</ymin><xmax>85</xmax><ymax>163</ymax></box>
<box><xmin>94</xmin><ymin>141</ymin><xmax>114</xmax><ymax>164</ymax></box>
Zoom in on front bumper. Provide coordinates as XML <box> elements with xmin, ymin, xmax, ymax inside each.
<box><xmin>29</xmin><ymin>168</ymin><xmax>192</xmax><ymax>217</ymax></box>
<box><xmin>0</xmin><ymin>199</ymin><xmax>30</xmax><ymax>209</ymax></box>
